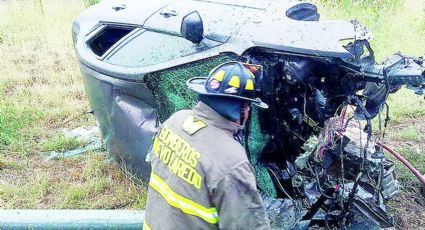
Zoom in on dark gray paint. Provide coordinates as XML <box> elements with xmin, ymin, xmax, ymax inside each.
<box><xmin>80</xmin><ymin>64</ymin><xmax>156</xmax><ymax>178</ymax></box>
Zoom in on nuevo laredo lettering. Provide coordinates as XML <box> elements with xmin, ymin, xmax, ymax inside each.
<box><xmin>153</xmin><ymin>125</ymin><xmax>202</xmax><ymax>189</ymax></box>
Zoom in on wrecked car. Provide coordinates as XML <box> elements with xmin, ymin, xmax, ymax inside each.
<box><xmin>72</xmin><ymin>0</ymin><xmax>425</xmax><ymax>229</ymax></box>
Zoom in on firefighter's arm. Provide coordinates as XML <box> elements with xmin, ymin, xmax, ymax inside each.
<box><xmin>211</xmin><ymin>162</ymin><xmax>271</xmax><ymax>230</ymax></box>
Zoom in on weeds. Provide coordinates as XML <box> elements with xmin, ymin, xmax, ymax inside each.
<box><xmin>42</xmin><ymin>135</ymin><xmax>85</xmax><ymax>152</ymax></box>
<box><xmin>0</xmin><ymin>100</ymin><xmax>44</xmax><ymax>146</ymax></box>
<box><xmin>395</xmin><ymin>126</ymin><xmax>422</xmax><ymax>142</ymax></box>
<box><xmin>0</xmin><ymin>173</ymin><xmax>51</xmax><ymax>208</ymax></box>
<box><xmin>314</xmin><ymin>0</ymin><xmax>425</xmax><ymax>60</ymax></box>
<box><xmin>390</xmin><ymin>146</ymin><xmax>425</xmax><ymax>184</ymax></box>
<box><xmin>386</xmin><ymin>89</ymin><xmax>425</xmax><ymax>121</ymax></box>
<box><xmin>60</xmin><ymin>186</ymin><xmax>87</xmax><ymax>208</ymax></box>
<box><xmin>0</xmin><ymin>155</ymin><xmax>19</xmax><ymax>169</ymax></box>
<box><xmin>0</xmin><ymin>0</ymin><xmax>146</xmax><ymax>209</ymax></box>
<box><xmin>0</xmin><ymin>0</ymin><xmax>91</xmax><ymax>150</ymax></box>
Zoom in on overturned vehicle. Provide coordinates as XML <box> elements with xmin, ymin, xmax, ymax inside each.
<box><xmin>73</xmin><ymin>0</ymin><xmax>425</xmax><ymax>229</ymax></box>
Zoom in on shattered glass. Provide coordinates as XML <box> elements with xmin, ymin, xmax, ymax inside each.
<box><xmin>144</xmin><ymin>55</ymin><xmax>236</xmax><ymax>122</ymax></box>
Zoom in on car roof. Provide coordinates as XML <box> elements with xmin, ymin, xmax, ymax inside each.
<box><xmin>74</xmin><ymin>0</ymin><xmax>361</xmax><ymax>80</ymax></box>
<box><xmin>76</xmin><ymin>0</ymin><xmax>356</xmax><ymax>59</ymax></box>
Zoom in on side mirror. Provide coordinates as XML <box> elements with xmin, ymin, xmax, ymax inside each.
<box><xmin>181</xmin><ymin>11</ymin><xmax>204</xmax><ymax>44</ymax></box>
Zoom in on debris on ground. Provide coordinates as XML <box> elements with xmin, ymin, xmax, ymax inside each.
<box><xmin>42</xmin><ymin>126</ymin><xmax>102</xmax><ymax>161</ymax></box>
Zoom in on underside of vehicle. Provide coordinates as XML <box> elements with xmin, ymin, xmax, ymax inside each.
<box><xmin>73</xmin><ymin>0</ymin><xmax>425</xmax><ymax>229</ymax></box>
<box><xmin>144</xmin><ymin>45</ymin><xmax>424</xmax><ymax>229</ymax></box>
<box><xmin>142</xmin><ymin>43</ymin><xmax>425</xmax><ymax>229</ymax></box>
<box><xmin>242</xmin><ymin>50</ymin><xmax>407</xmax><ymax>229</ymax></box>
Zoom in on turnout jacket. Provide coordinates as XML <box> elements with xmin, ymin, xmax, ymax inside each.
<box><xmin>144</xmin><ymin>102</ymin><xmax>270</xmax><ymax>230</ymax></box>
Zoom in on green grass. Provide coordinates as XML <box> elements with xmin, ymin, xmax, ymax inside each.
<box><xmin>390</xmin><ymin>146</ymin><xmax>425</xmax><ymax>184</ymax></box>
<box><xmin>0</xmin><ymin>153</ymin><xmax>147</xmax><ymax>209</ymax></box>
<box><xmin>0</xmin><ymin>99</ymin><xmax>44</xmax><ymax>146</ymax></box>
<box><xmin>42</xmin><ymin>135</ymin><xmax>85</xmax><ymax>152</ymax></box>
<box><xmin>0</xmin><ymin>0</ymin><xmax>147</xmax><ymax>210</ymax></box>
<box><xmin>0</xmin><ymin>172</ymin><xmax>51</xmax><ymax>208</ymax></box>
<box><xmin>386</xmin><ymin>122</ymin><xmax>424</xmax><ymax>185</ymax></box>
<box><xmin>386</xmin><ymin>89</ymin><xmax>425</xmax><ymax>121</ymax></box>
<box><xmin>82</xmin><ymin>0</ymin><xmax>100</xmax><ymax>7</ymax></box>
<box><xmin>60</xmin><ymin>185</ymin><xmax>88</xmax><ymax>208</ymax></box>
<box><xmin>315</xmin><ymin>0</ymin><xmax>425</xmax><ymax>60</ymax></box>
<box><xmin>395</xmin><ymin>126</ymin><xmax>422</xmax><ymax>142</ymax></box>
<box><xmin>0</xmin><ymin>0</ymin><xmax>90</xmax><ymax>152</ymax></box>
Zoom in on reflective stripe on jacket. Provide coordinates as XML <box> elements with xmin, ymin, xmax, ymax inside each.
<box><xmin>144</xmin><ymin>102</ymin><xmax>270</xmax><ymax>230</ymax></box>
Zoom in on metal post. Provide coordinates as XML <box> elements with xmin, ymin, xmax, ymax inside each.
<box><xmin>0</xmin><ymin>209</ymin><xmax>144</xmax><ymax>230</ymax></box>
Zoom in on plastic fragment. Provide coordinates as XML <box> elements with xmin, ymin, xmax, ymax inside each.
<box><xmin>42</xmin><ymin>126</ymin><xmax>102</xmax><ymax>161</ymax></box>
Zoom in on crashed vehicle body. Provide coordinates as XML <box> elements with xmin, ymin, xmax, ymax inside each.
<box><xmin>73</xmin><ymin>0</ymin><xmax>425</xmax><ymax>229</ymax></box>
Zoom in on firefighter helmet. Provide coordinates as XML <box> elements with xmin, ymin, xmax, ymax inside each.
<box><xmin>186</xmin><ymin>61</ymin><xmax>268</xmax><ymax>109</ymax></box>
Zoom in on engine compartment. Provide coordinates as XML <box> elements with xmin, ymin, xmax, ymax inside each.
<box><xmin>241</xmin><ymin>41</ymin><xmax>424</xmax><ymax>228</ymax></box>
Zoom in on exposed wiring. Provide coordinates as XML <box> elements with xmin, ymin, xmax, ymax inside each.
<box><xmin>267</xmin><ymin>168</ymin><xmax>294</xmax><ymax>200</ymax></box>
<box><xmin>307</xmin><ymin>161</ymin><xmax>335</xmax><ymax>200</ymax></box>
<box><xmin>382</xmin><ymin>102</ymin><xmax>391</xmax><ymax>139</ymax></box>
<box><xmin>51</xmin><ymin>110</ymin><xmax>94</xmax><ymax>129</ymax></box>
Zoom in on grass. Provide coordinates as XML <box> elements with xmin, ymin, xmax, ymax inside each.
<box><xmin>392</xmin><ymin>146</ymin><xmax>425</xmax><ymax>184</ymax></box>
<box><xmin>0</xmin><ymin>155</ymin><xmax>19</xmax><ymax>169</ymax></box>
<box><xmin>0</xmin><ymin>0</ymin><xmax>423</xmax><ymax>227</ymax></box>
<box><xmin>42</xmin><ymin>135</ymin><xmax>85</xmax><ymax>152</ymax></box>
<box><xmin>0</xmin><ymin>0</ymin><xmax>90</xmax><ymax>152</ymax></box>
<box><xmin>0</xmin><ymin>174</ymin><xmax>51</xmax><ymax>209</ymax></box>
<box><xmin>315</xmin><ymin>0</ymin><xmax>424</xmax><ymax>60</ymax></box>
<box><xmin>395</xmin><ymin>126</ymin><xmax>422</xmax><ymax>142</ymax></box>
<box><xmin>386</xmin><ymin>89</ymin><xmax>425</xmax><ymax>122</ymax></box>
<box><xmin>0</xmin><ymin>101</ymin><xmax>43</xmax><ymax>146</ymax></box>
<box><xmin>82</xmin><ymin>0</ymin><xmax>100</xmax><ymax>8</ymax></box>
<box><xmin>0</xmin><ymin>153</ymin><xmax>147</xmax><ymax>209</ymax></box>
<box><xmin>0</xmin><ymin>0</ymin><xmax>146</xmax><ymax>210</ymax></box>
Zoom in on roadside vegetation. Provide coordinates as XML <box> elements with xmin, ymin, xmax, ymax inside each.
<box><xmin>0</xmin><ymin>0</ymin><xmax>146</xmax><ymax>209</ymax></box>
<box><xmin>0</xmin><ymin>0</ymin><xmax>424</xmax><ymax>227</ymax></box>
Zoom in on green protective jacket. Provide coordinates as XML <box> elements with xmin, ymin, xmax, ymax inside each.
<box><xmin>144</xmin><ymin>102</ymin><xmax>270</xmax><ymax>230</ymax></box>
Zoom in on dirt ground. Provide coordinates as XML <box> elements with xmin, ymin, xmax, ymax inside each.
<box><xmin>388</xmin><ymin>189</ymin><xmax>425</xmax><ymax>229</ymax></box>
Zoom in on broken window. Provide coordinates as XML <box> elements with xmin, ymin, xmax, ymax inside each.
<box><xmin>88</xmin><ymin>25</ymin><xmax>135</xmax><ymax>57</ymax></box>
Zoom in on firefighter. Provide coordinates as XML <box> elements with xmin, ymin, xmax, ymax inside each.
<box><xmin>144</xmin><ymin>61</ymin><xmax>270</xmax><ymax>230</ymax></box>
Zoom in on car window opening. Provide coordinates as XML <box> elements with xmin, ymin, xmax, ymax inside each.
<box><xmin>88</xmin><ymin>26</ymin><xmax>134</xmax><ymax>56</ymax></box>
